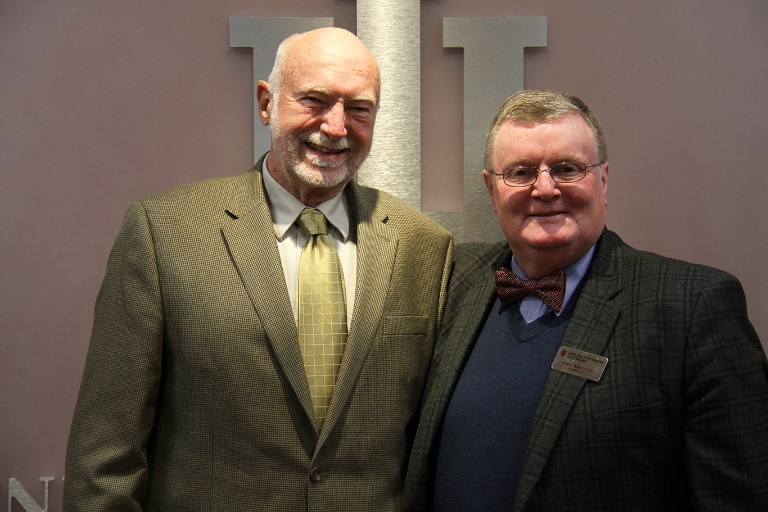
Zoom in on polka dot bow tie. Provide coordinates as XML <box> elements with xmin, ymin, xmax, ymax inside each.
<box><xmin>494</xmin><ymin>267</ymin><xmax>567</xmax><ymax>312</ymax></box>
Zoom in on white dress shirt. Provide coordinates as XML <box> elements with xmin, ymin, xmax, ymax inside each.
<box><xmin>260</xmin><ymin>157</ymin><xmax>357</xmax><ymax>326</ymax></box>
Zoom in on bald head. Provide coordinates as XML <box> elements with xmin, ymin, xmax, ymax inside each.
<box><xmin>268</xmin><ymin>28</ymin><xmax>380</xmax><ymax>105</ymax></box>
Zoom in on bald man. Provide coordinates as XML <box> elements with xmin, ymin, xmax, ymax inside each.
<box><xmin>64</xmin><ymin>28</ymin><xmax>453</xmax><ymax>512</ymax></box>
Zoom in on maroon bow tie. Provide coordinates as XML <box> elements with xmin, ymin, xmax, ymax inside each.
<box><xmin>495</xmin><ymin>267</ymin><xmax>567</xmax><ymax>312</ymax></box>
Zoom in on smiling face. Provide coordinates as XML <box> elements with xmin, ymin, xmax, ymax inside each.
<box><xmin>257</xmin><ymin>28</ymin><xmax>380</xmax><ymax>206</ymax></box>
<box><xmin>483</xmin><ymin>114</ymin><xmax>609</xmax><ymax>278</ymax></box>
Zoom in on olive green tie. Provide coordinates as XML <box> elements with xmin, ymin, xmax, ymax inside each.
<box><xmin>296</xmin><ymin>208</ymin><xmax>348</xmax><ymax>432</ymax></box>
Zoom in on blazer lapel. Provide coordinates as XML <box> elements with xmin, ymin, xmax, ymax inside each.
<box><xmin>427</xmin><ymin>244</ymin><xmax>508</xmax><ymax>425</ymax></box>
<box><xmin>317</xmin><ymin>182</ymin><xmax>399</xmax><ymax>446</ymax></box>
<box><xmin>514</xmin><ymin>230</ymin><xmax>623</xmax><ymax>512</ymax></box>
<box><xmin>414</xmin><ymin>242</ymin><xmax>510</xmax><ymax>486</ymax></box>
<box><xmin>220</xmin><ymin>163</ymin><xmax>315</xmax><ymax>426</ymax></box>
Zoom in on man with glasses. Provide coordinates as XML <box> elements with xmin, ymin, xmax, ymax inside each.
<box><xmin>405</xmin><ymin>90</ymin><xmax>768</xmax><ymax>511</ymax></box>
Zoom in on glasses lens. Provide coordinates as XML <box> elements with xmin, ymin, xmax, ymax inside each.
<box><xmin>503</xmin><ymin>167</ymin><xmax>538</xmax><ymax>186</ymax></box>
<box><xmin>550</xmin><ymin>162</ymin><xmax>586</xmax><ymax>183</ymax></box>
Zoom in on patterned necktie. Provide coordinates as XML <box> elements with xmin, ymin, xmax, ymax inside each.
<box><xmin>495</xmin><ymin>267</ymin><xmax>567</xmax><ymax>312</ymax></box>
<box><xmin>296</xmin><ymin>208</ymin><xmax>348</xmax><ymax>432</ymax></box>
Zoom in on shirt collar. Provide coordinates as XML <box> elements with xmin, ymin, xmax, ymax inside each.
<box><xmin>511</xmin><ymin>244</ymin><xmax>597</xmax><ymax>315</ymax></box>
<box><xmin>261</xmin><ymin>155</ymin><xmax>351</xmax><ymax>242</ymax></box>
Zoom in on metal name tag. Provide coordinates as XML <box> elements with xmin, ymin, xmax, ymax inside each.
<box><xmin>551</xmin><ymin>346</ymin><xmax>608</xmax><ymax>382</ymax></box>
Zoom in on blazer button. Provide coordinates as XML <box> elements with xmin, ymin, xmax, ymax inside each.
<box><xmin>309</xmin><ymin>467</ymin><xmax>322</xmax><ymax>483</ymax></box>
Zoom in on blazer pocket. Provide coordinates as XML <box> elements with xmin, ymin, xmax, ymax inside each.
<box><xmin>592</xmin><ymin>399</ymin><xmax>668</xmax><ymax>435</ymax></box>
<box><xmin>379</xmin><ymin>315</ymin><xmax>429</xmax><ymax>337</ymax></box>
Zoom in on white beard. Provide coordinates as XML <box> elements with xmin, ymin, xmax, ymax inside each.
<box><xmin>269</xmin><ymin>107</ymin><xmax>365</xmax><ymax>190</ymax></box>
<box><xmin>293</xmin><ymin>132</ymin><xmax>356</xmax><ymax>188</ymax></box>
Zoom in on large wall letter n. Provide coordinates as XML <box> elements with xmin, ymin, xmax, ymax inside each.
<box><xmin>8</xmin><ymin>477</ymin><xmax>54</xmax><ymax>512</ymax></box>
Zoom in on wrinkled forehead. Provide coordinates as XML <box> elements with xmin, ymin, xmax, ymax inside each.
<box><xmin>493</xmin><ymin>115</ymin><xmax>598</xmax><ymax>164</ymax></box>
<box><xmin>283</xmin><ymin>33</ymin><xmax>380</xmax><ymax>97</ymax></box>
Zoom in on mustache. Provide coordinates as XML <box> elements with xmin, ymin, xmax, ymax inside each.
<box><xmin>301</xmin><ymin>131</ymin><xmax>355</xmax><ymax>152</ymax></box>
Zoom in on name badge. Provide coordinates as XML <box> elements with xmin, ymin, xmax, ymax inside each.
<box><xmin>551</xmin><ymin>346</ymin><xmax>608</xmax><ymax>382</ymax></box>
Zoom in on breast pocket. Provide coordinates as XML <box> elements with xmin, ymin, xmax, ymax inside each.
<box><xmin>592</xmin><ymin>399</ymin><xmax>669</xmax><ymax>436</ymax></box>
<box><xmin>378</xmin><ymin>315</ymin><xmax>429</xmax><ymax>338</ymax></box>
<box><xmin>365</xmin><ymin>316</ymin><xmax>431</xmax><ymax>400</ymax></box>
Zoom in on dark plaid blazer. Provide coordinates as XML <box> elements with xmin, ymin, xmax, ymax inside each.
<box><xmin>64</xmin><ymin>155</ymin><xmax>453</xmax><ymax>512</ymax></box>
<box><xmin>406</xmin><ymin>229</ymin><xmax>768</xmax><ymax>511</ymax></box>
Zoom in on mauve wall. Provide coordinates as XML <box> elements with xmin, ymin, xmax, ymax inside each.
<box><xmin>2</xmin><ymin>0</ymin><xmax>767</xmax><ymax>509</ymax></box>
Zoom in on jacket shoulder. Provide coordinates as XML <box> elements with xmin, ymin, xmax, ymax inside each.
<box><xmin>604</xmin><ymin>229</ymin><xmax>739</xmax><ymax>285</ymax></box>
<box><xmin>353</xmin><ymin>183</ymin><xmax>452</xmax><ymax>240</ymax></box>
<box><xmin>452</xmin><ymin>241</ymin><xmax>510</xmax><ymax>279</ymax></box>
<box><xmin>137</xmin><ymin>172</ymin><xmax>253</xmax><ymax>209</ymax></box>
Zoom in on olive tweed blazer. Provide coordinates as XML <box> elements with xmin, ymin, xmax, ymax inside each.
<box><xmin>64</xmin><ymin>156</ymin><xmax>453</xmax><ymax>512</ymax></box>
<box><xmin>406</xmin><ymin>229</ymin><xmax>768</xmax><ymax>511</ymax></box>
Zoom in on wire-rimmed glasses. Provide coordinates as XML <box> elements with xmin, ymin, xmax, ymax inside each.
<box><xmin>492</xmin><ymin>161</ymin><xmax>604</xmax><ymax>187</ymax></box>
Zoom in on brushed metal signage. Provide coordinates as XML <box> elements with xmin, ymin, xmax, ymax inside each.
<box><xmin>8</xmin><ymin>477</ymin><xmax>56</xmax><ymax>512</ymax></box>
<box><xmin>230</xmin><ymin>6</ymin><xmax>547</xmax><ymax>242</ymax></box>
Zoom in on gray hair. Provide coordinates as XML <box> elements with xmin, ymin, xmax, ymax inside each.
<box><xmin>266</xmin><ymin>33</ymin><xmax>304</xmax><ymax>102</ymax></box>
<box><xmin>485</xmin><ymin>90</ymin><xmax>608</xmax><ymax>171</ymax></box>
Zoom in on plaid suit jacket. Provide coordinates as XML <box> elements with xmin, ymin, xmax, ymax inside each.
<box><xmin>406</xmin><ymin>229</ymin><xmax>768</xmax><ymax>511</ymax></box>
<box><xmin>64</xmin><ymin>155</ymin><xmax>453</xmax><ymax>511</ymax></box>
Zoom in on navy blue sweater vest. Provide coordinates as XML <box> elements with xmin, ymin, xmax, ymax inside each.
<box><xmin>433</xmin><ymin>298</ymin><xmax>574</xmax><ymax>511</ymax></box>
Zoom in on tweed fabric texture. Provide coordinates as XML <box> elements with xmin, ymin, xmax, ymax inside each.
<box><xmin>405</xmin><ymin>229</ymin><xmax>768</xmax><ymax>512</ymax></box>
<box><xmin>63</xmin><ymin>154</ymin><xmax>454</xmax><ymax>512</ymax></box>
<box><xmin>297</xmin><ymin>208</ymin><xmax>348</xmax><ymax>432</ymax></box>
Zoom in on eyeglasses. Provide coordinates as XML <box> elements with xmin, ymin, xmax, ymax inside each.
<box><xmin>492</xmin><ymin>161</ymin><xmax>604</xmax><ymax>187</ymax></box>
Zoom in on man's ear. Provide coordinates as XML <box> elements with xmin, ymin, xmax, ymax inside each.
<box><xmin>482</xmin><ymin>169</ymin><xmax>494</xmax><ymax>195</ymax></box>
<box><xmin>482</xmin><ymin>170</ymin><xmax>498</xmax><ymax>214</ymax></box>
<box><xmin>256</xmin><ymin>80</ymin><xmax>272</xmax><ymax>127</ymax></box>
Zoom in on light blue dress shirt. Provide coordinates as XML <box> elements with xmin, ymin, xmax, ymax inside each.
<box><xmin>511</xmin><ymin>244</ymin><xmax>596</xmax><ymax>323</ymax></box>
